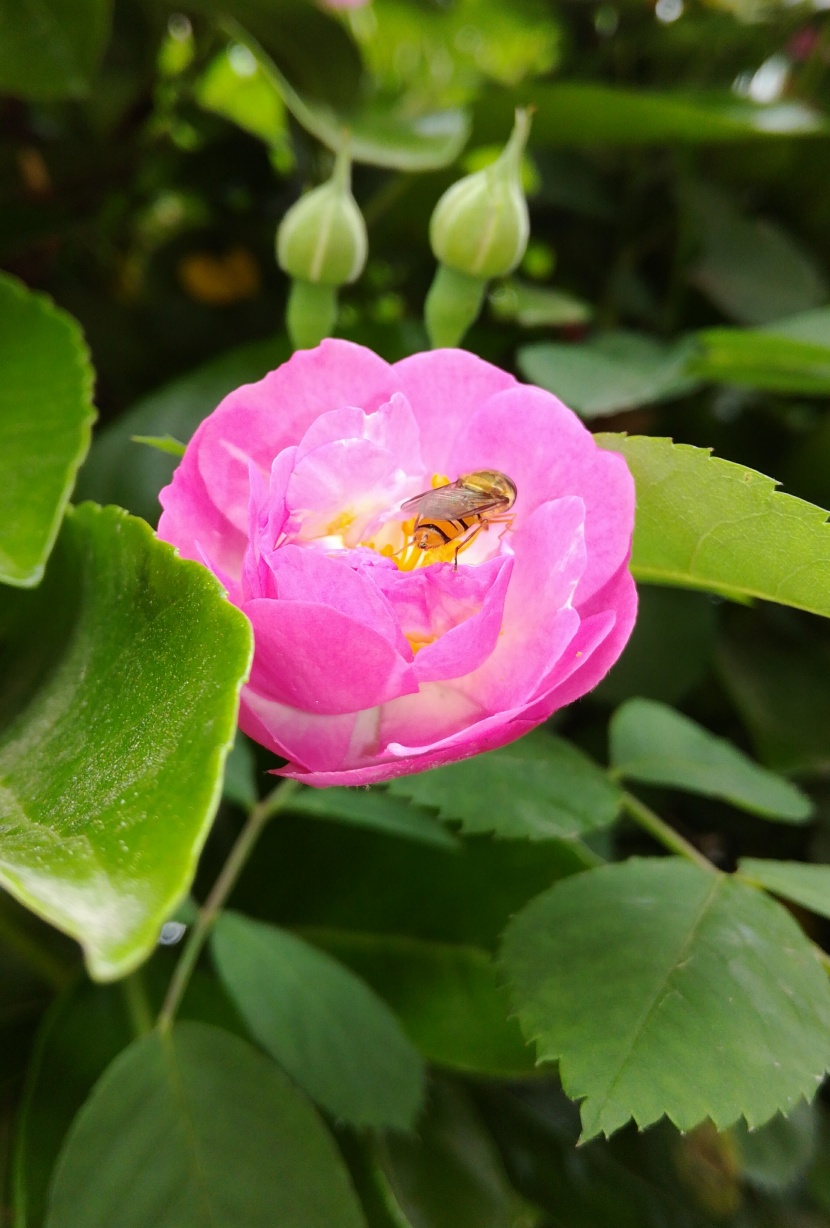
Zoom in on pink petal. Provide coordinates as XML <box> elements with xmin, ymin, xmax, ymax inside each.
<box><xmin>391</xmin><ymin>349</ymin><xmax>516</xmax><ymax>475</ymax></box>
<box><xmin>243</xmin><ymin>595</ymin><xmax>417</xmax><ymax>716</ymax></box>
<box><xmin>372</xmin><ymin>554</ymin><xmax>513</xmax><ymax>683</ymax></box>
<box><xmin>286</xmin><ymin>394</ymin><xmax>423</xmax><ymax>542</ymax></box>
<box><xmin>452</xmin><ymin>497</ymin><xmax>586</xmax><ymax>712</ymax></box>
<box><xmin>192</xmin><ymin>340</ymin><xmax>393</xmax><ymax>533</ymax></box>
<box><xmin>446</xmin><ymin>383</ymin><xmax>635</xmax><ymax>605</ymax></box>
<box><xmin>240</xmin><ymin>691</ymin><xmax>374</xmax><ymax>772</ymax></box>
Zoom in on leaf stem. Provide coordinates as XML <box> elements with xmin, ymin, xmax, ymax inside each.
<box><xmin>122</xmin><ymin>968</ymin><xmax>154</xmax><ymax>1037</ymax></box>
<box><xmin>620</xmin><ymin>791</ymin><xmax>716</xmax><ymax>873</ymax></box>
<box><xmin>157</xmin><ymin>778</ymin><xmax>301</xmax><ymax>1030</ymax></box>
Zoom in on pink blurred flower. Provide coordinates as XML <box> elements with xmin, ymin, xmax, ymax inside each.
<box><xmin>158</xmin><ymin>341</ymin><xmax>637</xmax><ymax>785</ymax></box>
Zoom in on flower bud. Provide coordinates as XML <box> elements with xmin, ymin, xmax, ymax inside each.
<box><xmin>276</xmin><ymin>146</ymin><xmax>367</xmax><ymax>288</ymax></box>
<box><xmin>429</xmin><ymin>108</ymin><xmax>532</xmax><ymax>281</ymax></box>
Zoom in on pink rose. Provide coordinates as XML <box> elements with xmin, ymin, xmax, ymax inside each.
<box><xmin>158</xmin><ymin>341</ymin><xmax>637</xmax><ymax>785</ymax></box>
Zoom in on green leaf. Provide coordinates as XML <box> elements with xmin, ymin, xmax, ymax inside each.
<box><xmin>288</xmin><ymin>786</ymin><xmax>458</xmax><ymax>849</ymax></box>
<box><xmin>0</xmin><ymin>0</ymin><xmax>112</xmax><ymax>99</ymax></box>
<box><xmin>730</xmin><ymin>1102</ymin><xmax>818</xmax><ymax>1193</ymax></box>
<box><xmin>130</xmin><ymin>434</ymin><xmax>186</xmax><ymax>458</ymax></box>
<box><xmin>716</xmin><ymin>611</ymin><xmax>830</xmax><ymax>776</ymax></box>
<box><xmin>595</xmin><ymin>434</ymin><xmax>830</xmax><ymax>617</ymax></box>
<box><xmin>684</xmin><ymin>181</ymin><xmax>827</xmax><ymax>326</ymax></box>
<box><xmin>489</xmin><ymin>280</ymin><xmax>592</xmax><ymax>329</ymax></box>
<box><xmin>0</xmin><ymin>273</ymin><xmax>96</xmax><ymax>587</ymax></box>
<box><xmin>388</xmin><ymin>732</ymin><xmax>621</xmax><ymax>842</ymax></box>
<box><xmin>693</xmin><ymin>324</ymin><xmax>830</xmax><ymax>395</ymax></box>
<box><xmin>212</xmin><ymin>913</ymin><xmax>425</xmax><ymax>1130</ymax></box>
<box><xmin>13</xmin><ymin>982</ymin><xmax>133</xmax><ymax>1228</ymax></box>
<box><xmin>0</xmin><ymin>503</ymin><xmax>252</xmax><ymax>980</ymax></box>
<box><xmin>372</xmin><ymin>1080</ymin><xmax>535</xmax><ymax>1228</ymax></box>
<box><xmin>738</xmin><ymin>859</ymin><xmax>830</xmax><ymax>921</ymax></box>
<box><xmin>44</xmin><ymin>1021</ymin><xmax>366</xmax><ymax>1228</ymax></box>
<box><xmin>239</xmin><ymin>811</ymin><xmax>590</xmax><ymax>950</ymax></box>
<box><xmin>592</xmin><ymin>586</ymin><xmax>716</xmax><ymax>708</ymax></box>
<box><xmin>227</xmin><ymin>22</ymin><xmax>470</xmax><ymax>171</ymax></box>
<box><xmin>194</xmin><ymin>43</ymin><xmax>289</xmax><ymax>150</ymax></box>
<box><xmin>609</xmin><ymin>699</ymin><xmax>812</xmax><ymax>822</ymax></box>
<box><xmin>76</xmin><ymin>336</ymin><xmax>285</xmax><ymax>525</ymax></box>
<box><xmin>306</xmin><ymin>929</ymin><xmax>536</xmax><ymax>1077</ymax></box>
<box><xmin>475</xmin><ymin>84</ymin><xmax>827</xmax><ymax>147</ymax></box>
<box><xmin>519</xmin><ymin>332</ymin><xmax>699</xmax><ymax>419</ymax></box>
<box><xmin>500</xmin><ymin>858</ymin><xmax>830</xmax><ymax>1140</ymax></box>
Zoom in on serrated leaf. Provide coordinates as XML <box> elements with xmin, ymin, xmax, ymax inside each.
<box><xmin>610</xmin><ymin>699</ymin><xmax>812</xmax><ymax>822</ymax></box>
<box><xmin>227</xmin><ymin>22</ymin><xmax>470</xmax><ymax>171</ymax></box>
<box><xmin>596</xmin><ymin>433</ymin><xmax>830</xmax><ymax>617</ymax></box>
<box><xmin>289</xmin><ymin>786</ymin><xmax>458</xmax><ymax>849</ymax></box>
<box><xmin>500</xmin><ymin>858</ymin><xmax>830</xmax><ymax>1140</ymax></box>
<box><xmin>388</xmin><ymin>731</ymin><xmax>620</xmax><ymax>842</ymax></box>
<box><xmin>306</xmin><ymin>929</ymin><xmax>535</xmax><ymax>1077</ymax></box>
<box><xmin>519</xmin><ymin>332</ymin><xmax>699</xmax><ymax>419</ymax></box>
<box><xmin>212</xmin><ymin>913</ymin><xmax>425</xmax><ymax>1129</ymax></box>
<box><xmin>76</xmin><ymin>336</ymin><xmax>284</xmax><ymax>525</ymax></box>
<box><xmin>0</xmin><ymin>503</ymin><xmax>252</xmax><ymax>980</ymax></box>
<box><xmin>0</xmin><ymin>273</ymin><xmax>95</xmax><ymax>587</ymax></box>
<box><xmin>0</xmin><ymin>0</ymin><xmax>112</xmax><ymax>99</ymax></box>
<box><xmin>44</xmin><ymin>1021</ymin><xmax>366</xmax><ymax>1228</ymax></box>
<box><xmin>738</xmin><ymin>859</ymin><xmax>830</xmax><ymax>921</ymax></box>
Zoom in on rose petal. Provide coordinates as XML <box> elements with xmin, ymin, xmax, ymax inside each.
<box><xmin>243</xmin><ymin>595</ymin><xmax>417</xmax><ymax>716</ymax></box>
<box><xmin>391</xmin><ymin>349</ymin><xmax>516</xmax><ymax>474</ymax></box>
<box><xmin>446</xmin><ymin>383</ymin><xmax>635</xmax><ymax>604</ymax></box>
<box><xmin>193</xmin><ymin>340</ymin><xmax>393</xmax><ymax>533</ymax></box>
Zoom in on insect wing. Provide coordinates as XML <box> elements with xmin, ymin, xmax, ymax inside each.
<box><xmin>401</xmin><ymin>483</ymin><xmax>507</xmax><ymax>520</ymax></box>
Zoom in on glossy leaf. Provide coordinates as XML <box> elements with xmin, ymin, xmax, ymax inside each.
<box><xmin>0</xmin><ymin>273</ymin><xmax>95</xmax><ymax>587</ymax></box>
<box><xmin>76</xmin><ymin>336</ymin><xmax>284</xmax><ymax>525</ymax></box>
<box><xmin>388</xmin><ymin>731</ymin><xmax>620</xmax><ymax>842</ymax></box>
<box><xmin>212</xmin><ymin>913</ymin><xmax>425</xmax><ymax>1129</ymax></box>
<box><xmin>519</xmin><ymin>332</ymin><xmax>699</xmax><ymax>418</ymax></box>
<box><xmin>738</xmin><ymin>859</ymin><xmax>830</xmax><ymax>921</ymax></box>
<box><xmin>684</xmin><ymin>181</ymin><xmax>827</xmax><ymax>326</ymax></box>
<box><xmin>610</xmin><ymin>699</ymin><xmax>812</xmax><ymax>821</ymax></box>
<box><xmin>0</xmin><ymin>503</ymin><xmax>252</xmax><ymax>980</ymax></box>
<box><xmin>307</xmin><ymin>929</ymin><xmax>536</xmax><ymax>1077</ymax></box>
<box><xmin>228</xmin><ymin>23</ymin><xmax>470</xmax><ymax>171</ymax></box>
<box><xmin>475</xmin><ymin>84</ymin><xmax>827</xmax><ymax>147</ymax></box>
<box><xmin>289</xmin><ymin>785</ymin><xmax>458</xmax><ymax>849</ymax></box>
<box><xmin>500</xmin><ymin>858</ymin><xmax>830</xmax><ymax>1140</ymax></box>
<box><xmin>596</xmin><ymin>433</ymin><xmax>830</xmax><ymax>617</ymax></box>
<box><xmin>0</xmin><ymin>0</ymin><xmax>112</xmax><ymax>99</ymax></box>
<box><xmin>373</xmin><ymin>1080</ymin><xmax>534</xmax><ymax>1228</ymax></box>
<box><xmin>44</xmin><ymin>1021</ymin><xmax>366</xmax><ymax>1228</ymax></box>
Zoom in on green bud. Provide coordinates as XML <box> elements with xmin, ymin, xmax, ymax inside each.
<box><xmin>429</xmin><ymin>108</ymin><xmax>532</xmax><ymax>281</ymax></box>
<box><xmin>276</xmin><ymin>146</ymin><xmax>367</xmax><ymax>287</ymax></box>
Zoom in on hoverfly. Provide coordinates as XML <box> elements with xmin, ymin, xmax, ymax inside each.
<box><xmin>400</xmin><ymin>469</ymin><xmax>517</xmax><ymax>567</ymax></box>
